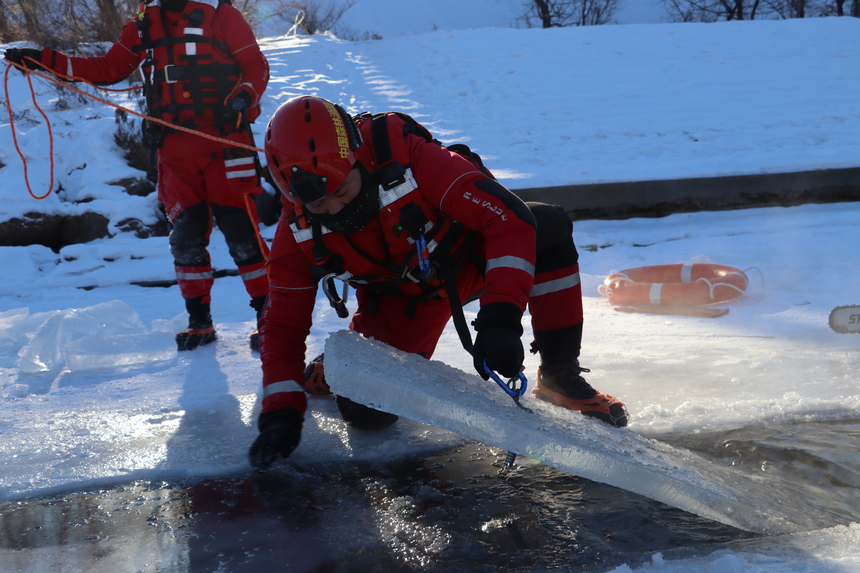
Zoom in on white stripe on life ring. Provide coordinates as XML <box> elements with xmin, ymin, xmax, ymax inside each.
<box><xmin>681</xmin><ymin>263</ymin><xmax>693</xmax><ymax>283</ymax></box>
<box><xmin>649</xmin><ymin>283</ymin><xmax>663</xmax><ymax>306</ymax></box>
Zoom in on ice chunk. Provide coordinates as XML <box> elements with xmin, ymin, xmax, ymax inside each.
<box><xmin>324</xmin><ymin>329</ymin><xmax>827</xmax><ymax>535</ymax></box>
<box><xmin>15</xmin><ymin>300</ymin><xmax>167</xmax><ymax>374</ymax></box>
<box><xmin>5</xmin><ymin>384</ymin><xmax>30</xmax><ymax>398</ymax></box>
<box><xmin>0</xmin><ymin>308</ymin><xmax>58</xmax><ymax>356</ymax></box>
<box><xmin>17</xmin><ymin>313</ymin><xmax>66</xmax><ymax>374</ymax></box>
<box><xmin>64</xmin><ymin>332</ymin><xmax>175</xmax><ymax>372</ymax></box>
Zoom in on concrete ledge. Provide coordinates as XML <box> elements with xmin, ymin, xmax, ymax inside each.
<box><xmin>511</xmin><ymin>167</ymin><xmax>860</xmax><ymax>220</ymax></box>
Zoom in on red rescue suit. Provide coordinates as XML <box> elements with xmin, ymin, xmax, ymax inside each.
<box><xmin>259</xmin><ymin>114</ymin><xmax>585</xmax><ymax>418</ymax></box>
<box><xmin>35</xmin><ymin>0</ymin><xmax>270</xmax><ymax>302</ymax></box>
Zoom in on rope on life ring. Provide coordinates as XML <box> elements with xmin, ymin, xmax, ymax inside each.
<box><xmin>597</xmin><ymin>263</ymin><xmax>749</xmax><ymax>307</ymax></box>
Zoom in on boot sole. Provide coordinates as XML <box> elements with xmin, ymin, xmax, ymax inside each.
<box><xmin>533</xmin><ymin>386</ymin><xmax>629</xmax><ymax>428</ymax></box>
<box><xmin>176</xmin><ymin>328</ymin><xmax>217</xmax><ymax>351</ymax></box>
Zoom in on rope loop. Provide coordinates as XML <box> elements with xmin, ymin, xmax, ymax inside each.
<box><xmin>4</xmin><ymin>61</ymin><xmax>54</xmax><ymax>199</ymax></box>
<box><xmin>4</xmin><ymin>56</ymin><xmax>264</xmax><ymax>201</ymax></box>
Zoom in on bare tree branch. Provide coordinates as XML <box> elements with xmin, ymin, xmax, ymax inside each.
<box><xmin>520</xmin><ymin>0</ymin><xmax>618</xmax><ymax>27</ymax></box>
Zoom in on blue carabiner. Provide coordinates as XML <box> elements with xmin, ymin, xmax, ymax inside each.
<box><xmin>483</xmin><ymin>359</ymin><xmax>527</xmax><ymax>398</ymax></box>
<box><xmin>416</xmin><ymin>232</ymin><xmax>431</xmax><ymax>276</ymax></box>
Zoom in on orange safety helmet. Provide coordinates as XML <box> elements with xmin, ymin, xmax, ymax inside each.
<box><xmin>264</xmin><ymin>95</ymin><xmax>366</xmax><ymax>205</ymax></box>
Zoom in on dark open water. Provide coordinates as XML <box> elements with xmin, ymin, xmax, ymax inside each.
<box><xmin>1</xmin><ymin>418</ymin><xmax>858</xmax><ymax>573</ymax></box>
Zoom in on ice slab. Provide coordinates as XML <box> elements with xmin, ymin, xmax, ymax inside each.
<box><xmin>324</xmin><ymin>330</ymin><xmax>831</xmax><ymax>535</ymax></box>
<box><xmin>64</xmin><ymin>333</ymin><xmax>175</xmax><ymax>372</ymax></box>
<box><xmin>12</xmin><ymin>301</ymin><xmax>174</xmax><ymax>376</ymax></box>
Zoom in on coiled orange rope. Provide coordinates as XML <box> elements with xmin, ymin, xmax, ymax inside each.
<box><xmin>4</xmin><ymin>56</ymin><xmax>265</xmax><ymax>200</ymax></box>
<box><xmin>4</xmin><ymin>61</ymin><xmax>55</xmax><ymax>199</ymax></box>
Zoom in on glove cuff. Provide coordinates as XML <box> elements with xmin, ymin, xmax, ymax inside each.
<box><xmin>475</xmin><ymin>302</ymin><xmax>524</xmax><ymax>336</ymax></box>
<box><xmin>257</xmin><ymin>407</ymin><xmax>303</xmax><ymax>432</ymax></box>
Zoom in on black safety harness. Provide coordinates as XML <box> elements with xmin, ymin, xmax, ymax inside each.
<box><xmin>133</xmin><ymin>0</ymin><xmax>241</xmax><ymax>142</ymax></box>
<box><xmin>301</xmin><ymin>112</ymin><xmax>494</xmax><ymax>353</ymax></box>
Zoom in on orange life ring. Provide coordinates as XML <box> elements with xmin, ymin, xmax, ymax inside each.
<box><xmin>599</xmin><ymin>263</ymin><xmax>748</xmax><ymax>307</ymax></box>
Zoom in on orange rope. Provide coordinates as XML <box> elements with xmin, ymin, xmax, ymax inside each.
<box><xmin>4</xmin><ymin>62</ymin><xmax>54</xmax><ymax>199</ymax></box>
<box><xmin>4</xmin><ymin>56</ymin><xmax>266</xmax><ymax>200</ymax></box>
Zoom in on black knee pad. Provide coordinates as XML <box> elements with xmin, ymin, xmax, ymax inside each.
<box><xmin>527</xmin><ymin>202</ymin><xmax>578</xmax><ymax>273</ymax></box>
<box><xmin>169</xmin><ymin>202</ymin><xmax>211</xmax><ymax>267</ymax></box>
<box><xmin>211</xmin><ymin>203</ymin><xmax>265</xmax><ymax>266</ymax></box>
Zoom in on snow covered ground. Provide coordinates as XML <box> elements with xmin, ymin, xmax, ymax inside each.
<box><xmin>1</xmin><ymin>15</ymin><xmax>859</xmax><ymax>573</ymax></box>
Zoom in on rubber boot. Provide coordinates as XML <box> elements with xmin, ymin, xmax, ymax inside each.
<box><xmin>335</xmin><ymin>395</ymin><xmax>399</xmax><ymax>431</ymax></box>
<box><xmin>532</xmin><ymin>324</ymin><xmax>628</xmax><ymax>427</ymax></box>
<box><xmin>176</xmin><ymin>296</ymin><xmax>217</xmax><ymax>351</ymax></box>
<box><xmin>303</xmin><ymin>353</ymin><xmax>332</xmax><ymax>396</ymax></box>
<box><xmin>249</xmin><ymin>295</ymin><xmax>267</xmax><ymax>353</ymax></box>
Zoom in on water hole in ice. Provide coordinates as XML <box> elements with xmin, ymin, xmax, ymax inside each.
<box><xmin>1</xmin><ymin>418</ymin><xmax>858</xmax><ymax>573</ymax></box>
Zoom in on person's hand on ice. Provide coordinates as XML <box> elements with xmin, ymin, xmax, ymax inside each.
<box><xmin>248</xmin><ymin>407</ymin><xmax>303</xmax><ymax>472</ymax></box>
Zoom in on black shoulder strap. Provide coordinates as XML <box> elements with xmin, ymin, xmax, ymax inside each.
<box><xmin>393</xmin><ymin>112</ymin><xmax>433</xmax><ymax>143</ymax></box>
<box><xmin>369</xmin><ymin>111</ymin><xmax>433</xmax><ymax>191</ymax></box>
<box><xmin>370</xmin><ymin>113</ymin><xmax>405</xmax><ymax>190</ymax></box>
<box><xmin>369</xmin><ymin>111</ymin><xmax>434</xmax><ymax>161</ymax></box>
<box><xmin>370</xmin><ymin>113</ymin><xmax>394</xmax><ymax>167</ymax></box>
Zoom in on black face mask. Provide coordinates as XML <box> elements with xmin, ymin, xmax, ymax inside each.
<box><xmin>309</xmin><ymin>167</ymin><xmax>379</xmax><ymax>235</ymax></box>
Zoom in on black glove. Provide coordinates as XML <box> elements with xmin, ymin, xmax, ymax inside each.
<box><xmin>224</xmin><ymin>91</ymin><xmax>253</xmax><ymax>127</ymax></box>
<box><xmin>4</xmin><ymin>47</ymin><xmax>44</xmax><ymax>71</ymax></box>
<box><xmin>248</xmin><ymin>407</ymin><xmax>303</xmax><ymax>472</ymax></box>
<box><xmin>472</xmin><ymin>302</ymin><xmax>524</xmax><ymax>380</ymax></box>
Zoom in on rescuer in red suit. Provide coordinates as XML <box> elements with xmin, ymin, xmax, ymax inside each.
<box><xmin>248</xmin><ymin>95</ymin><xmax>629</xmax><ymax>471</ymax></box>
<box><xmin>4</xmin><ymin>0</ymin><xmax>270</xmax><ymax>352</ymax></box>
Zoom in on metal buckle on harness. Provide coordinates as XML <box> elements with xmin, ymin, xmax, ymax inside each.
<box><xmin>404</xmin><ymin>262</ymin><xmax>437</xmax><ymax>285</ymax></box>
<box><xmin>161</xmin><ymin>64</ymin><xmax>181</xmax><ymax>84</ymax></box>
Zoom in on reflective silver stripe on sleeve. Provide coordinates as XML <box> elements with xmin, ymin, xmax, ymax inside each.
<box><xmin>263</xmin><ymin>380</ymin><xmax>305</xmax><ymax>398</ymax></box>
<box><xmin>240</xmin><ymin>267</ymin><xmax>268</xmax><ymax>282</ymax></box>
<box><xmin>176</xmin><ymin>270</ymin><xmax>213</xmax><ymax>281</ymax></box>
<box><xmin>530</xmin><ymin>272</ymin><xmax>581</xmax><ymax>297</ymax></box>
<box><xmin>485</xmin><ymin>255</ymin><xmax>535</xmax><ymax>277</ymax></box>
<box><xmin>226</xmin><ymin>169</ymin><xmax>257</xmax><ymax>179</ymax></box>
<box><xmin>225</xmin><ymin>157</ymin><xmax>255</xmax><ymax>168</ymax></box>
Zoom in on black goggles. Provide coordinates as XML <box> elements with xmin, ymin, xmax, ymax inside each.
<box><xmin>288</xmin><ymin>165</ymin><xmax>329</xmax><ymax>205</ymax></box>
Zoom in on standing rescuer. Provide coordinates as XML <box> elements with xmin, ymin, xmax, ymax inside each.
<box><xmin>249</xmin><ymin>95</ymin><xmax>628</xmax><ymax>471</ymax></box>
<box><xmin>4</xmin><ymin>0</ymin><xmax>270</xmax><ymax>352</ymax></box>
